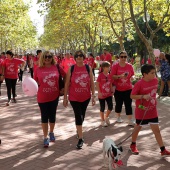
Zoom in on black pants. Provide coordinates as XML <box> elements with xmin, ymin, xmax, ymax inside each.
<box><xmin>38</xmin><ymin>98</ymin><xmax>59</xmax><ymax>123</ymax></box>
<box><xmin>99</xmin><ymin>96</ymin><xmax>113</xmax><ymax>112</ymax></box>
<box><xmin>18</xmin><ymin>69</ymin><xmax>24</xmax><ymax>81</ymax></box>
<box><xmin>114</xmin><ymin>89</ymin><xmax>133</xmax><ymax>115</ymax></box>
<box><xmin>5</xmin><ymin>78</ymin><xmax>17</xmax><ymax>101</ymax></box>
<box><xmin>70</xmin><ymin>98</ymin><xmax>90</xmax><ymax>125</ymax></box>
<box><xmin>30</xmin><ymin>68</ymin><xmax>33</xmax><ymax>78</ymax></box>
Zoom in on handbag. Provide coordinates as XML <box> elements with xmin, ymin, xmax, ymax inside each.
<box><xmin>56</xmin><ymin>64</ymin><xmax>64</xmax><ymax>96</ymax></box>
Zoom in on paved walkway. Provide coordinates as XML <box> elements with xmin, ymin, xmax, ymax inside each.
<box><xmin>0</xmin><ymin>73</ymin><xmax>170</xmax><ymax>170</ymax></box>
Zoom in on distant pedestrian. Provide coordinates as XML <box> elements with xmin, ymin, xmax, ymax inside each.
<box><xmin>63</xmin><ymin>50</ymin><xmax>95</xmax><ymax>149</ymax></box>
<box><xmin>96</xmin><ymin>61</ymin><xmax>114</xmax><ymax>127</ymax></box>
<box><xmin>158</xmin><ymin>52</ymin><xmax>170</xmax><ymax>98</ymax></box>
<box><xmin>2</xmin><ymin>50</ymin><xmax>25</xmax><ymax>106</ymax></box>
<box><xmin>34</xmin><ymin>51</ymin><xmax>66</xmax><ymax>147</ymax></box>
<box><xmin>130</xmin><ymin>64</ymin><xmax>170</xmax><ymax>156</ymax></box>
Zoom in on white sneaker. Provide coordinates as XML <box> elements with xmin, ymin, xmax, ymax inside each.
<box><xmin>101</xmin><ymin>121</ymin><xmax>108</xmax><ymax>127</ymax></box>
<box><xmin>105</xmin><ymin>117</ymin><xmax>110</xmax><ymax>125</ymax></box>
<box><xmin>128</xmin><ymin>119</ymin><xmax>136</xmax><ymax>126</ymax></box>
<box><xmin>116</xmin><ymin>117</ymin><xmax>123</xmax><ymax>123</ymax></box>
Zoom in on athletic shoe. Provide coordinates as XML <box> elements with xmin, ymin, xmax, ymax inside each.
<box><xmin>6</xmin><ymin>100</ymin><xmax>11</xmax><ymax>106</ymax></box>
<box><xmin>12</xmin><ymin>98</ymin><xmax>17</xmax><ymax>103</ymax></box>
<box><xmin>76</xmin><ymin>139</ymin><xmax>84</xmax><ymax>149</ymax></box>
<box><xmin>129</xmin><ymin>144</ymin><xmax>139</xmax><ymax>155</ymax></box>
<box><xmin>116</xmin><ymin>117</ymin><xmax>123</xmax><ymax>123</ymax></box>
<box><xmin>49</xmin><ymin>132</ymin><xmax>55</xmax><ymax>142</ymax></box>
<box><xmin>161</xmin><ymin>149</ymin><xmax>170</xmax><ymax>157</ymax></box>
<box><xmin>105</xmin><ymin>117</ymin><xmax>110</xmax><ymax>125</ymax></box>
<box><xmin>43</xmin><ymin>138</ymin><xmax>49</xmax><ymax>148</ymax></box>
<box><xmin>128</xmin><ymin>119</ymin><xmax>135</xmax><ymax>126</ymax></box>
<box><xmin>101</xmin><ymin>121</ymin><xmax>108</xmax><ymax>127</ymax></box>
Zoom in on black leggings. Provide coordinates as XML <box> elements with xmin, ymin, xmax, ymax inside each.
<box><xmin>114</xmin><ymin>89</ymin><xmax>133</xmax><ymax>115</ymax></box>
<box><xmin>70</xmin><ymin>98</ymin><xmax>90</xmax><ymax>125</ymax></box>
<box><xmin>5</xmin><ymin>78</ymin><xmax>17</xmax><ymax>101</ymax></box>
<box><xmin>18</xmin><ymin>69</ymin><xmax>24</xmax><ymax>81</ymax></box>
<box><xmin>99</xmin><ymin>96</ymin><xmax>113</xmax><ymax>112</ymax></box>
<box><xmin>38</xmin><ymin>97</ymin><xmax>59</xmax><ymax>123</ymax></box>
<box><xmin>30</xmin><ymin>68</ymin><xmax>33</xmax><ymax>78</ymax></box>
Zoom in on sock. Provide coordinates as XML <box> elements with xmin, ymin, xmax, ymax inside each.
<box><xmin>131</xmin><ymin>142</ymin><xmax>136</xmax><ymax>145</ymax></box>
<box><xmin>160</xmin><ymin>146</ymin><xmax>165</xmax><ymax>152</ymax></box>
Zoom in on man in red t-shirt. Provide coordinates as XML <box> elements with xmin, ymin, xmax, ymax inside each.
<box><xmin>100</xmin><ymin>49</ymin><xmax>112</xmax><ymax>64</ymax></box>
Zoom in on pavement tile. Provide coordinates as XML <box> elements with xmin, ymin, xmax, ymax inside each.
<box><xmin>0</xmin><ymin>73</ymin><xmax>170</xmax><ymax>170</ymax></box>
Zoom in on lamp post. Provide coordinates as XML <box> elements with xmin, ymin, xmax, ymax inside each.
<box><xmin>99</xmin><ymin>31</ymin><xmax>103</xmax><ymax>55</ymax></box>
<box><xmin>143</xmin><ymin>12</ymin><xmax>150</xmax><ymax>64</ymax></box>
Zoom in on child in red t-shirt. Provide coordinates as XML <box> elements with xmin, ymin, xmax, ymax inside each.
<box><xmin>96</xmin><ymin>61</ymin><xmax>114</xmax><ymax>127</ymax></box>
<box><xmin>130</xmin><ymin>64</ymin><xmax>170</xmax><ymax>157</ymax></box>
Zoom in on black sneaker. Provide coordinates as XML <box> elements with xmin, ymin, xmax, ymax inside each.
<box><xmin>76</xmin><ymin>139</ymin><xmax>84</xmax><ymax>149</ymax></box>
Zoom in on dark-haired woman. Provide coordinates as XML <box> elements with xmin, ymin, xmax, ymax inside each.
<box><xmin>63</xmin><ymin>50</ymin><xmax>95</xmax><ymax>149</ymax></box>
<box><xmin>1</xmin><ymin>51</ymin><xmax>25</xmax><ymax>106</ymax></box>
<box><xmin>158</xmin><ymin>53</ymin><xmax>170</xmax><ymax>98</ymax></box>
<box><xmin>111</xmin><ymin>51</ymin><xmax>135</xmax><ymax>126</ymax></box>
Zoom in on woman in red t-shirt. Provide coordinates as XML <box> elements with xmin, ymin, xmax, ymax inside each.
<box><xmin>34</xmin><ymin>51</ymin><xmax>66</xmax><ymax>148</ymax></box>
<box><xmin>63</xmin><ymin>50</ymin><xmax>95</xmax><ymax>149</ymax></box>
<box><xmin>2</xmin><ymin>50</ymin><xmax>25</xmax><ymax>106</ymax></box>
<box><xmin>111</xmin><ymin>51</ymin><xmax>135</xmax><ymax>126</ymax></box>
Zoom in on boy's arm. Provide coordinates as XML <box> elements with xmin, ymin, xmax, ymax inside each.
<box><xmin>131</xmin><ymin>94</ymin><xmax>151</xmax><ymax>100</ymax></box>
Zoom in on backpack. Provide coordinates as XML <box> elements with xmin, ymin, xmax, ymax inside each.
<box><xmin>70</xmin><ymin>64</ymin><xmax>90</xmax><ymax>77</ymax></box>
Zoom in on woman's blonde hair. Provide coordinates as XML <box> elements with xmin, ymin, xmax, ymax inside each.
<box><xmin>39</xmin><ymin>51</ymin><xmax>56</xmax><ymax>67</ymax></box>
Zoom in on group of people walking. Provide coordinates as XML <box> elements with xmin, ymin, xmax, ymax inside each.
<box><xmin>0</xmin><ymin>49</ymin><xmax>170</xmax><ymax>157</ymax></box>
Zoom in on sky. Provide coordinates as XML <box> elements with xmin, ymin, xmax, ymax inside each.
<box><xmin>26</xmin><ymin>0</ymin><xmax>45</xmax><ymax>36</ymax></box>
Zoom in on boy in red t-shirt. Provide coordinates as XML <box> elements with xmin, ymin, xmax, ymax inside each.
<box><xmin>130</xmin><ymin>64</ymin><xmax>170</xmax><ymax>157</ymax></box>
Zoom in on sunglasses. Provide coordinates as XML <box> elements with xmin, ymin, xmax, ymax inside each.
<box><xmin>75</xmin><ymin>54</ymin><xmax>84</xmax><ymax>58</ymax></box>
<box><xmin>44</xmin><ymin>55</ymin><xmax>52</xmax><ymax>59</ymax></box>
<box><xmin>120</xmin><ymin>56</ymin><xmax>127</xmax><ymax>59</ymax></box>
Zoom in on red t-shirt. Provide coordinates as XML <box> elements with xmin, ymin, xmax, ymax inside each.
<box><xmin>103</xmin><ymin>53</ymin><xmax>112</xmax><ymax>63</ymax></box>
<box><xmin>0</xmin><ymin>59</ymin><xmax>3</xmax><ymax>74</ymax></box>
<box><xmin>3</xmin><ymin>58</ymin><xmax>24</xmax><ymax>79</ymax></box>
<box><xmin>85</xmin><ymin>57</ymin><xmax>94</xmax><ymax>68</ymax></box>
<box><xmin>34</xmin><ymin>65</ymin><xmax>66</xmax><ymax>103</ymax></box>
<box><xmin>147</xmin><ymin>58</ymin><xmax>152</xmax><ymax>64</ymax></box>
<box><xmin>61</xmin><ymin>58</ymin><xmax>76</xmax><ymax>73</ymax></box>
<box><xmin>69</xmin><ymin>65</ymin><xmax>91</xmax><ymax>102</ymax></box>
<box><xmin>111</xmin><ymin>62</ymin><xmax>134</xmax><ymax>91</ymax></box>
<box><xmin>131</xmin><ymin>77</ymin><xmax>158</xmax><ymax>120</ymax></box>
<box><xmin>97</xmin><ymin>73</ymin><xmax>113</xmax><ymax>99</ymax></box>
<box><xmin>33</xmin><ymin>56</ymin><xmax>39</xmax><ymax>72</ymax></box>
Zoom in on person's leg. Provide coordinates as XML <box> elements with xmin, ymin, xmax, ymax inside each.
<box><xmin>0</xmin><ymin>82</ymin><xmax>2</xmax><ymax>96</ymax></box>
<box><xmin>150</xmin><ymin>124</ymin><xmax>164</xmax><ymax>147</ymax></box>
<box><xmin>130</xmin><ymin>124</ymin><xmax>142</xmax><ymax>154</ymax></box>
<box><xmin>114</xmin><ymin>90</ymin><xmax>123</xmax><ymax>122</ymax></box>
<box><xmin>5</xmin><ymin>78</ymin><xmax>12</xmax><ymax>103</ymax></box>
<box><xmin>39</xmin><ymin>102</ymin><xmax>49</xmax><ymax>147</ymax></box>
<box><xmin>11</xmin><ymin>79</ymin><xmax>17</xmax><ymax>101</ymax></box>
<box><xmin>99</xmin><ymin>98</ymin><xmax>105</xmax><ymax>121</ymax></box>
<box><xmin>158</xmin><ymin>79</ymin><xmax>165</xmax><ymax>98</ymax></box>
<box><xmin>30</xmin><ymin>68</ymin><xmax>33</xmax><ymax>78</ymax></box>
<box><xmin>105</xmin><ymin>96</ymin><xmax>113</xmax><ymax>118</ymax></box>
<box><xmin>167</xmin><ymin>80</ymin><xmax>170</xmax><ymax>96</ymax></box>
<box><xmin>124</xmin><ymin>90</ymin><xmax>134</xmax><ymax>124</ymax></box>
<box><xmin>48</xmin><ymin>98</ymin><xmax>59</xmax><ymax>141</ymax></box>
<box><xmin>20</xmin><ymin>70</ymin><xmax>23</xmax><ymax>82</ymax></box>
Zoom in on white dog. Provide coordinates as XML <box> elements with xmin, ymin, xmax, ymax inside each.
<box><xmin>103</xmin><ymin>138</ymin><xmax>123</xmax><ymax>169</ymax></box>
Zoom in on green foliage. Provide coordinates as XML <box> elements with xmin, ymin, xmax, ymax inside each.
<box><xmin>0</xmin><ymin>0</ymin><xmax>38</xmax><ymax>53</ymax></box>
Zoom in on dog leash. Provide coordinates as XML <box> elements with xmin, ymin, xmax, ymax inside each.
<box><xmin>116</xmin><ymin>100</ymin><xmax>151</xmax><ymax>146</ymax></box>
